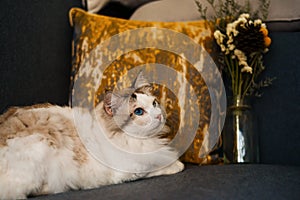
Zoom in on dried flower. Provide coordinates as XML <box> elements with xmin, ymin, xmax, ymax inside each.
<box><xmin>264</xmin><ymin>36</ymin><xmax>272</xmax><ymax>47</ymax></box>
<box><xmin>196</xmin><ymin>0</ymin><xmax>274</xmax><ymax>100</ymax></box>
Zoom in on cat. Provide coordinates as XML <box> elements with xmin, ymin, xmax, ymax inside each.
<box><xmin>0</xmin><ymin>72</ymin><xmax>184</xmax><ymax>199</ymax></box>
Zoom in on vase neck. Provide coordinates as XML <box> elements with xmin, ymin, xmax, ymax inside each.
<box><xmin>230</xmin><ymin>95</ymin><xmax>251</xmax><ymax>109</ymax></box>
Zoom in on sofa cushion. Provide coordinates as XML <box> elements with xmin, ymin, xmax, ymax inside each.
<box><xmin>82</xmin><ymin>0</ymin><xmax>156</xmax><ymax>13</ymax></box>
<box><xmin>130</xmin><ymin>0</ymin><xmax>300</xmax><ymax>32</ymax></box>
<box><xmin>69</xmin><ymin>8</ymin><xmax>226</xmax><ymax>164</ymax></box>
<box><xmin>0</xmin><ymin>0</ymin><xmax>82</xmax><ymax>114</ymax></box>
<box><xmin>31</xmin><ymin>164</ymin><xmax>300</xmax><ymax>200</ymax></box>
<box><xmin>253</xmin><ymin>32</ymin><xmax>300</xmax><ymax>166</ymax></box>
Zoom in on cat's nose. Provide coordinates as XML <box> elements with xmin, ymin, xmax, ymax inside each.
<box><xmin>156</xmin><ymin>114</ymin><xmax>162</xmax><ymax>121</ymax></box>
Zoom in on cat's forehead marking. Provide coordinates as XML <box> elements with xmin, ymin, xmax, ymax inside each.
<box><xmin>134</xmin><ymin>93</ymin><xmax>155</xmax><ymax>108</ymax></box>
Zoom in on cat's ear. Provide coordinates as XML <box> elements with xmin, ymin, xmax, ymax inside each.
<box><xmin>132</xmin><ymin>71</ymin><xmax>151</xmax><ymax>90</ymax></box>
<box><xmin>103</xmin><ymin>90</ymin><xmax>125</xmax><ymax>116</ymax></box>
<box><xmin>103</xmin><ymin>91</ymin><xmax>113</xmax><ymax>116</ymax></box>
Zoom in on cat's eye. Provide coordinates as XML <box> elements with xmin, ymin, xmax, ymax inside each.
<box><xmin>153</xmin><ymin>100</ymin><xmax>158</xmax><ymax>107</ymax></box>
<box><xmin>134</xmin><ymin>108</ymin><xmax>144</xmax><ymax>116</ymax></box>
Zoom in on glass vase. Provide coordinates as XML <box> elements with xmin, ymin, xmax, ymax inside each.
<box><xmin>222</xmin><ymin>95</ymin><xmax>259</xmax><ymax>163</ymax></box>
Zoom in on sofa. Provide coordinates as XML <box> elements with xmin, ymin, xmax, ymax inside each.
<box><xmin>0</xmin><ymin>0</ymin><xmax>299</xmax><ymax>199</ymax></box>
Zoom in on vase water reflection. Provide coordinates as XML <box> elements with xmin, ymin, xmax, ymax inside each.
<box><xmin>223</xmin><ymin>96</ymin><xmax>259</xmax><ymax>163</ymax></box>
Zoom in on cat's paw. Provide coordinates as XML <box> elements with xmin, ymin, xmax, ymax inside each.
<box><xmin>166</xmin><ymin>160</ymin><xmax>184</xmax><ymax>175</ymax></box>
<box><xmin>146</xmin><ymin>160</ymin><xmax>184</xmax><ymax>178</ymax></box>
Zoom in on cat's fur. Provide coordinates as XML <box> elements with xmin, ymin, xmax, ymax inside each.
<box><xmin>0</xmin><ymin>72</ymin><xmax>184</xmax><ymax>199</ymax></box>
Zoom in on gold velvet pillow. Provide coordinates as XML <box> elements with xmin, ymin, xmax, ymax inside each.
<box><xmin>69</xmin><ymin>8</ymin><xmax>225</xmax><ymax>164</ymax></box>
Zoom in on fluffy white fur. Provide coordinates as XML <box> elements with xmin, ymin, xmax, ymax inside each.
<box><xmin>0</xmin><ymin>72</ymin><xmax>184</xmax><ymax>199</ymax></box>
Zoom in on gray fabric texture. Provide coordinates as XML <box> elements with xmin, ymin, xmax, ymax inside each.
<box><xmin>31</xmin><ymin>164</ymin><xmax>300</xmax><ymax>200</ymax></box>
<box><xmin>253</xmin><ymin>32</ymin><xmax>300</xmax><ymax>166</ymax></box>
<box><xmin>0</xmin><ymin>0</ymin><xmax>82</xmax><ymax>113</ymax></box>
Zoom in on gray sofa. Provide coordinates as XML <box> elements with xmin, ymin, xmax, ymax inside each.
<box><xmin>0</xmin><ymin>0</ymin><xmax>299</xmax><ymax>199</ymax></box>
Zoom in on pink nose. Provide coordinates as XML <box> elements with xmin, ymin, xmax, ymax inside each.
<box><xmin>156</xmin><ymin>114</ymin><xmax>162</xmax><ymax>121</ymax></box>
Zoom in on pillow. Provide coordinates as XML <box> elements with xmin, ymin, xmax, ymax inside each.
<box><xmin>130</xmin><ymin>0</ymin><xmax>300</xmax><ymax>32</ymax></box>
<box><xmin>82</xmin><ymin>0</ymin><xmax>155</xmax><ymax>14</ymax></box>
<box><xmin>69</xmin><ymin>8</ymin><xmax>226</xmax><ymax>164</ymax></box>
<box><xmin>82</xmin><ymin>0</ymin><xmax>109</xmax><ymax>13</ymax></box>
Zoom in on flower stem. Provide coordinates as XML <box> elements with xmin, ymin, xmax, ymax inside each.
<box><xmin>242</xmin><ymin>54</ymin><xmax>259</xmax><ymax>99</ymax></box>
<box><xmin>235</xmin><ymin>58</ymin><xmax>239</xmax><ymax>97</ymax></box>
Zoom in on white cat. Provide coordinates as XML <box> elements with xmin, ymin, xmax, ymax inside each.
<box><xmin>0</xmin><ymin>72</ymin><xmax>184</xmax><ymax>199</ymax></box>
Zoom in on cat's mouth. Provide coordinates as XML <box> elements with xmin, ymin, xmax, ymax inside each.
<box><xmin>155</xmin><ymin>114</ymin><xmax>162</xmax><ymax>122</ymax></box>
<box><xmin>121</xmin><ymin>115</ymin><xmax>165</xmax><ymax>138</ymax></box>
<box><xmin>150</xmin><ymin>113</ymin><xmax>165</xmax><ymax>124</ymax></box>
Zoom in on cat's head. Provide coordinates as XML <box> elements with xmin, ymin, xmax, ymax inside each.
<box><xmin>103</xmin><ymin>72</ymin><xmax>165</xmax><ymax>138</ymax></box>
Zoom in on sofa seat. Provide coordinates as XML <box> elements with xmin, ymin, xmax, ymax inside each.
<box><xmin>32</xmin><ymin>164</ymin><xmax>300</xmax><ymax>200</ymax></box>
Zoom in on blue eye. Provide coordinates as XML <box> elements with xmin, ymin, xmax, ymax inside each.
<box><xmin>134</xmin><ymin>108</ymin><xmax>144</xmax><ymax>116</ymax></box>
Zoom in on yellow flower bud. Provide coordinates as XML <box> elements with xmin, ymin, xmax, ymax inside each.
<box><xmin>264</xmin><ymin>36</ymin><xmax>272</xmax><ymax>47</ymax></box>
<box><xmin>260</xmin><ymin>27</ymin><xmax>268</xmax><ymax>36</ymax></box>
